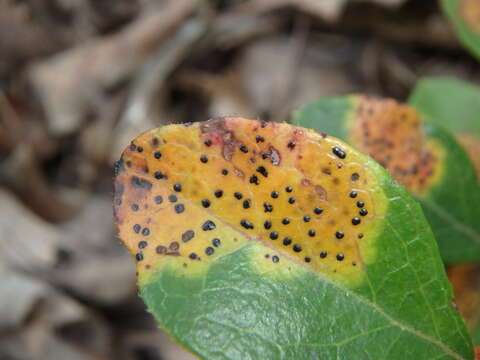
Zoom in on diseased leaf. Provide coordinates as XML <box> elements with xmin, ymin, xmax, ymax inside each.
<box><xmin>448</xmin><ymin>264</ymin><xmax>480</xmax><ymax>346</ymax></box>
<box><xmin>114</xmin><ymin>118</ymin><xmax>473</xmax><ymax>360</ymax></box>
<box><xmin>293</xmin><ymin>96</ymin><xmax>480</xmax><ymax>264</ymax></box>
<box><xmin>441</xmin><ymin>0</ymin><xmax>480</xmax><ymax>59</ymax></box>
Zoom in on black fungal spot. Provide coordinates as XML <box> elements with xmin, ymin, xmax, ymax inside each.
<box><xmin>154</xmin><ymin>151</ymin><xmax>162</xmax><ymax>159</ymax></box>
<box><xmin>212</xmin><ymin>238</ymin><xmax>221</xmax><ymax>247</ymax></box>
<box><xmin>285</xmin><ymin>186</ymin><xmax>293</xmax><ymax>193</ymax></box>
<box><xmin>358</xmin><ymin>233</ymin><xmax>364</xmax><ymax>239</ymax></box>
<box><xmin>320</xmin><ymin>251</ymin><xmax>327</xmax><ymax>259</ymax></box>
<box><xmin>131</xmin><ymin>176</ymin><xmax>152</xmax><ymax>190</ymax></box>
<box><xmin>182</xmin><ymin>230</ymin><xmax>195</xmax><ymax>242</ymax></box>
<box><xmin>155</xmin><ymin>195</ymin><xmax>163</xmax><ymax>204</ymax></box>
<box><xmin>202</xmin><ymin>199</ymin><xmax>211</xmax><ymax>208</ymax></box>
<box><xmin>169</xmin><ymin>242</ymin><xmax>179</xmax><ymax>251</ymax></box>
<box><xmin>359</xmin><ymin>209</ymin><xmax>368</xmax><ymax>216</ymax></box>
<box><xmin>256</xmin><ymin>136</ymin><xmax>265</xmax><ymax>143</ymax></box>
<box><xmin>336</xmin><ymin>253</ymin><xmax>345</xmax><ymax>261</ymax></box>
<box><xmin>200</xmin><ymin>155</ymin><xmax>208</xmax><ymax>163</ymax></box>
<box><xmin>131</xmin><ymin>204</ymin><xmax>139</xmax><ymax>211</ymax></box>
<box><xmin>288</xmin><ymin>197</ymin><xmax>296</xmax><ymax>204</ymax></box>
<box><xmin>214</xmin><ymin>190</ymin><xmax>223</xmax><ymax>198</ymax></box>
<box><xmin>308</xmin><ymin>229</ymin><xmax>316</xmax><ymax>237</ymax></box>
<box><xmin>204</xmin><ymin>139</ymin><xmax>212</xmax><ymax>147</ymax></box>
<box><xmin>173</xmin><ymin>184</ymin><xmax>182</xmax><ymax>192</ymax></box>
<box><xmin>351</xmin><ymin>173</ymin><xmax>360</xmax><ymax>181</ymax></box>
<box><xmin>304</xmin><ymin>257</ymin><xmax>311</xmax><ymax>263</ymax></box>
<box><xmin>154</xmin><ymin>171</ymin><xmax>164</xmax><ymax>180</ymax></box>
<box><xmin>314</xmin><ymin>207</ymin><xmax>323</xmax><ymax>215</ymax></box>
<box><xmin>130</xmin><ymin>143</ymin><xmax>136</xmax><ymax>151</ymax></box>
<box><xmin>270</xmin><ymin>232</ymin><xmax>279</xmax><ymax>240</ymax></box>
<box><xmin>293</xmin><ymin>244</ymin><xmax>302</xmax><ymax>252</ymax></box>
<box><xmin>271</xmin><ymin>191</ymin><xmax>279</xmax><ymax>199</ymax></box>
<box><xmin>221</xmin><ymin>169</ymin><xmax>229</xmax><ymax>175</ymax></box>
<box><xmin>357</xmin><ymin>201</ymin><xmax>365</xmax><ymax>208</ymax></box>
<box><xmin>239</xmin><ymin>145</ymin><xmax>249</xmax><ymax>153</ymax></box>
<box><xmin>349</xmin><ymin>191</ymin><xmax>358</xmax><ymax>198</ymax></box>
<box><xmin>303</xmin><ymin>215</ymin><xmax>311</xmax><ymax>222</ymax></box>
<box><xmin>169</xmin><ymin>194</ymin><xmax>178</xmax><ymax>203</ymax></box>
<box><xmin>202</xmin><ymin>220</ymin><xmax>216</xmax><ymax>231</ymax></box>
<box><xmin>332</xmin><ymin>146</ymin><xmax>346</xmax><ymax>159</ymax></box>
<box><xmin>205</xmin><ymin>247</ymin><xmax>214</xmax><ymax>256</ymax></box>
<box><xmin>234</xmin><ymin>192</ymin><xmax>243</xmax><ymax>200</ymax></box>
<box><xmin>352</xmin><ymin>217</ymin><xmax>361</xmax><ymax>225</ymax></box>
<box><xmin>250</xmin><ymin>175</ymin><xmax>259</xmax><ymax>185</ymax></box>
<box><xmin>283</xmin><ymin>237</ymin><xmax>292</xmax><ymax>246</ymax></box>
<box><xmin>282</xmin><ymin>218</ymin><xmax>290</xmax><ymax>225</ymax></box>
<box><xmin>264</xmin><ymin>220</ymin><xmax>272</xmax><ymax>230</ymax></box>
<box><xmin>136</xmin><ymin>253</ymin><xmax>144</xmax><ymax>261</ymax></box>
<box><xmin>174</xmin><ymin>204</ymin><xmax>185</xmax><ymax>214</ymax></box>
<box><xmin>189</xmin><ymin>253</ymin><xmax>198</xmax><ymax>260</ymax></box>
<box><xmin>115</xmin><ymin>198</ymin><xmax>122</xmax><ymax>206</ymax></box>
<box><xmin>335</xmin><ymin>231</ymin><xmax>344</xmax><ymax>239</ymax></box>
<box><xmin>243</xmin><ymin>199</ymin><xmax>251</xmax><ymax>209</ymax></box>
<box><xmin>114</xmin><ymin>159</ymin><xmax>125</xmax><ymax>176</ymax></box>
<box><xmin>272</xmin><ymin>255</ymin><xmax>279</xmax><ymax>263</ymax></box>
<box><xmin>263</xmin><ymin>203</ymin><xmax>273</xmax><ymax>212</ymax></box>
<box><xmin>133</xmin><ymin>224</ymin><xmax>141</xmax><ymax>233</ymax></box>
<box><xmin>256</xmin><ymin>166</ymin><xmax>268</xmax><ymax>178</ymax></box>
<box><xmin>152</xmin><ymin>137</ymin><xmax>159</xmax><ymax>146</ymax></box>
<box><xmin>156</xmin><ymin>245</ymin><xmax>167</xmax><ymax>254</ymax></box>
<box><xmin>260</xmin><ymin>121</ymin><xmax>268</xmax><ymax>128</ymax></box>
<box><xmin>287</xmin><ymin>141</ymin><xmax>296</xmax><ymax>149</ymax></box>
<box><xmin>137</xmin><ymin>146</ymin><xmax>144</xmax><ymax>153</ymax></box>
<box><xmin>142</xmin><ymin>228</ymin><xmax>150</xmax><ymax>236</ymax></box>
<box><xmin>240</xmin><ymin>219</ymin><xmax>254</xmax><ymax>229</ymax></box>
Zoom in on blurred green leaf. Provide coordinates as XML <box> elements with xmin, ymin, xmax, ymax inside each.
<box><xmin>113</xmin><ymin>118</ymin><xmax>473</xmax><ymax>360</ymax></box>
<box><xmin>442</xmin><ymin>0</ymin><xmax>480</xmax><ymax>59</ymax></box>
<box><xmin>293</xmin><ymin>95</ymin><xmax>480</xmax><ymax>264</ymax></box>
<box><xmin>409</xmin><ymin>77</ymin><xmax>480</xmax><ymax>138</ymax></box>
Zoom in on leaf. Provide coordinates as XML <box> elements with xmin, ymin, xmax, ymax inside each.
<box><xmin>293</xmin><ymin>96</ymin><xmax>480</xmax><ymax>264</ymax></box>
<box><xmin>448</xmin><ymin>264</ymin><xmax>480</xmax><ymax>346</ymax></box>
<box><xmin>113</xmin><ymin>117</ymin><xmax>473</xmax><ymax>359</ymax></box>
<box><xmin>441</xmin><ymin>0</ymin><xmax>480</xmax><ymax>59</ymax></box>
<box><xmin>409</xmin><ymin>77</ymin><xmax>480</xmax><ymax>176</ymax></box>
<box><xmin>409</xmin><ymin>77</ymin><xmax>480</xmax><ymax>139</ymax></box>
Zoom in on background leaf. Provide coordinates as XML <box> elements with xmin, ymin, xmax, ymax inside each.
<box><xmin>114</xmin><ymin>118</ymin><xmax>473</xmax><ymax>359</ymax></box>
<box><xmin>409</xmin><ymin>77</ymin><xmax>480</xmax><ymax>176</ymax></box>
<box><xmin>448</xmin><ymin>264</ymin><xmax>480</xmax><ymax>346</ymax></box>
<box><xmin>409</xmin><ymin>77</ymin><xmax>480</xmax><ymax>139</ymax></box>
<box><xmin>441</xmin><ymin>0</ymin><xmax>480</xmax><ymax>59</ymax></box>
<box><xmin>293</xmin><ymin>96</ymin><xmax>480</xmax><ymax>264</ymax></box>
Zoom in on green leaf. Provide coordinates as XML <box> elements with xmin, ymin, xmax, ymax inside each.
<box><xmin>409</xmin><ymin>77</ymin><xmax>480</xmax><ymax>139</ymax></box>
<box><xmin>441</xmin><ymin>0</ymin><xmax>480</xmax><ymax>59</ymax></box>
<box><xmin>114</xmin><ymin>118</ymin><xmax>473</xmax><ymax>359</ymax></box>
<box><xmin>293</xmin><ymin>96</ymin><xmax>480</xmax><ymax>264</ymax></box>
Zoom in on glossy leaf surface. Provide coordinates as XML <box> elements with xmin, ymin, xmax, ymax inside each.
<box><xmin>293</xmin><ymin>97</ymin><xmax>480</xmax><ymax>264</ymax></box>
<box><xmin>114</xmin><ymin>118</ymin><xmax>473</xmax><ymax>359</ymax></box>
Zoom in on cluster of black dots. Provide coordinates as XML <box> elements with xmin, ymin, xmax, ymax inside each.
<box><xmin>128</xmin><ymin>130</ymin><xmax>369</xmax><ymax>266</ymax></box>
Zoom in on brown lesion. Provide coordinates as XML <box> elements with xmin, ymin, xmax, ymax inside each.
<box><xmin>349</xmin><ymin>97</ymin><xmax>442</xmax><ymax>196</ymax></box>
<box><xmin>447</xmin><ymin>264</ymin><xmax>480</xmax><ymax>335</ymax></box>
<box><xmin>460</xmin><ymin>0</ymin><xmax>480</xmax><ymax>33</ymax></box>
